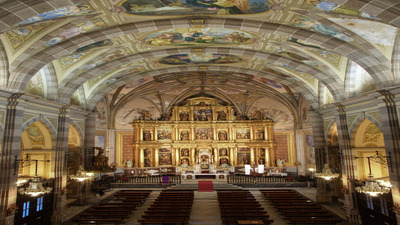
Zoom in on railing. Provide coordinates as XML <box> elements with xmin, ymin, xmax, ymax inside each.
<box><xmin>227</xmin><ymin>175</ymin><xmax>300</xmax><ymax>184</ymax></box>
<box><xmin>116</xmin><ymin>175</ymin><xmax>181</xmax><ymax>184</ymax></box>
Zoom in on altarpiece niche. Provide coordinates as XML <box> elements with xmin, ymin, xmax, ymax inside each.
<box><xmin>129</xmin><ymin>97</ymin><xmax>276</xmax><ymax>172</ymax></box>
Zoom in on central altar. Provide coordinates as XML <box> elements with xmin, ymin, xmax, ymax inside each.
<box><xmin>127</xmin><ymin>97</ymin><xmax>276</xmax><ymax>175</ymax></box>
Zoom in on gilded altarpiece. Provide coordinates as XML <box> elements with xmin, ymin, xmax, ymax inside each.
<box><xmin>127</xmin><ymin>97</ymin><xmax>276</xmax><ymax>171</ymax></box>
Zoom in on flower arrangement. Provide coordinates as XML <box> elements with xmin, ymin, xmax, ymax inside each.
<box><xmin>6</xmin><ymin>204</ymin><xmax>18</xmax><ymax>216</ymax></box>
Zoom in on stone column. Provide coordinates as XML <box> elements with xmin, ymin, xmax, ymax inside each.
<box><xmin>309</xmin><ymin>111</ymin><xmax>326</xmax><ymax>172</ymax></box>
<box><xmin>377</xmin><ymin>91</ymin><xmax>400</xmax><ymax>224</ymax></box>
<box><xmin>294</xmin><ymin>129</ymin><xmax>306</xmax><ymax>176</ymax></box>
<box><xmin>106</xmin><ymin>129</ymin><xmax>115</xmax><ymax>164</ymax></box>
<box><xmin>155</xmin><ymin>148</ymin><xmax>159</xmax><ymax>167</ymax></box>
<box><xmin>0</xmin><ymin>94</ymin><xmax>24</xmax><ymax>225</ymax></box>
<box><xmin>250</xmin><ymin>148</ymin><xmax>255</xmax><ymax>165</ymax></box>
<box><xmin>84</xmin><ymin>112</ymin><xmax>97</xmax><ymax>150</ymax></box>
<box><xmin>51</xmin><ymin>106</ymin><xmax>70</xmax><ymax>225</ymax></box>
<box><xmin>139</xmin><ymin>149</ymin><xmax>144</xmax><ymax>168</ymax></box>
<box><xmin>335</xmin><ymin>104</ymin><xmax>360</xmax><ymax>224</ymax></box>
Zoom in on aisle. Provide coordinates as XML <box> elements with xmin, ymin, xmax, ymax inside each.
<box><xmin>189</xmin><ymin>191</ymin><xmax>222</xmax><ymax>225</ymax></box>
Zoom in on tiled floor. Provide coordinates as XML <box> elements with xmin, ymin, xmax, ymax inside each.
<box><xmin>63</xmin><ymin>180</ymin><xmax>349</xmax><ymax>225</ymax></box>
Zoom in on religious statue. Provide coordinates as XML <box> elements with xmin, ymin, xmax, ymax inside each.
<box><xmin>197</xmin><ymin>109</ymin><xmax>208</xmax><ymax>121</ymax></box>
<box><xmin>180</xmin><ymin>131</ymin><xmax>189</xmax><ymax>140</ymax></box>
<box><xmin>144</xmin><ymin>158</ymin><xmax>151</xmax><ymax>167</ymax></box>
<box><xmin>125</xmin><ymin>160</ymin><xmax>133</xmax><ymax>168</ymax></box>
<box><xmin>219</xmin><ymin>148</ymin><xmax>228</xmax><ymax>156</ymax></box>
<box><xmin>252</xmin><ymin>110</ymin><xmax>263</xmax><ymax>120</ymax></box>
<box><xmin>276</xmin><ymin>159</ymin><xmax>285</xmax><ymax>167</ymax></box>
<box><xmin>220</xmin><ymin>157</ymin><xmax>229</xmax><ymax>167</ymax></box>
<box><xmin>180</xmin><ymin>111</ymin><xmax>189</xmax><ymax>121</ymax></box>
<box><xmin>218</xmin><ymin>131</ymin><xmax>227</xmax><ymax>140</ymax></box>
<box><xmin>181</xmin><ymin>148</ymin><xmax>189</xmax><ymax>157</ymax></box>
<box><xmin>257</xmin><ymin>130</ymin><xmax>265</xmax><ymax>140</ymax></box>
<box><xmin>181</xmin><ymin>158</ymin><xmax>189</xmax><ymax>167</ymax></box>
<box><xmin>217</xmin><ymin>111</ymin><xmax>227</xmax><ymax>121</ymax></box>
<box><xmin>200</xmin><ymin>155</ymin><xmax>209</xmax><ymax>169</ymax></box>
<box><xmin>140</xmin><ymin>110</ymin><xmax>152</xmax><ymax>120</ymax></box>
<box><xmin>159</xmin><ymin>113</ymin><xmax>170</xmax><ymax>121</ymax></box>
<box><xmin>143</xmin><ymin>130</ymin><xmax>152</xmax><ymax>141</ymax></box>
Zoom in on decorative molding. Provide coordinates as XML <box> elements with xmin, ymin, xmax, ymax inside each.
<box><xmin>23</xmin><ymin>114</ymin><xmax>36</xmax><ymax>124</ymax></box>
<box><xmin>47</xmin><ymin>117</ymin><xmax>58</xmax><ymax>130</ymax></box>
<box><xmin>366</xmin><ymin>111</ymin><xmax>381</xmax><ymax>125</ymax></box>
<box><xmin>0</xmin><ymin>110</ymin><xmax>5</xmax><ymax>126</ymax></box>
<box><xmin>346</xmin><ymin>114</ymin><xmax>359</xmax><ymax>129</ymax></box>
<box><xmin>323</xmin><ymin>119</ymin><xmax>334</xmax><ymax>133</ymax></box>
<box><xmin>75</xmin><ymin>120</ymin><xmax>85</xmax><ymax>134</ymax></box>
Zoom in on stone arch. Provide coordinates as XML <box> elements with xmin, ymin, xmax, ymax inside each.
<box><xmin>68</xmin><ymin>121</ymin><xmax>84</xmax><ymax>148</ymax></box>
<box><xmin>392</xmin><ymin>30</ymin><xmax>400</xmax><ymax>85</ymax></box>
<box><xmin>8</xmin><ymin>18</ymin><xmax>393</xmax><ymax>92</ymax></box>
<box><xmin>86</xmin><ymin>67</ymin><xmax>320</xmax><ymax>111</ymax></box>
<box><xmin>349</xmin><ymin>114</ymin><xmax>382</xmax><ymax>140</ymax></box>
<box><xmin>22</xmin><ymin>116</ymin><xmax>57</xmax><ymax>149</ymax></box>
<box><xmin>57</xmin><ymin>47</ymin><xmax>344</xmax><ymax>104</ymax></box>
<box><xmin>350</xmin><ymin>118</ymin><xmax>384</xmax><ymax>148</ymax></box>
<box><xmin>350</xmin><ymin>118</ymin><xmax>387</xmax><ymax>180</ymax></box>
<box><xmin>0</xmin><ymin>41</ymin><xmax>9</xmax><ymax>89</ymax></box>
<box><xmin>39</xmin><ymin>64</ymin><xmax>59</xmax><ymax>101</ymax></box>
<box><xmin>325</xmin><ymin>121</ymin><xmax>338</xmax><ymax>146</ymax></box>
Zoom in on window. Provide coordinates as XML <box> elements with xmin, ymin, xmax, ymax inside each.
<box><xmin>36</xmin><ymin>197</ymin><xmax>43</xmax><ymax>212</ymax></box>
<box><xmin>22</xmin><ymin>201</ymin><xmax>30</xmax><ymax>218</ymax></box>
<box><xmin>380</xmin><ymin>198</ymin><xmax>389</xmax><ymax>216</ymax></box>
<box><xmin>366</xmin><ymin>195</ymin><xmax>374</xmax><ymax>210</ymax></box>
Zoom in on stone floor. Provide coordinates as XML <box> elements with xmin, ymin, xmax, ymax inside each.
<box><xmin>63</xmin><ymin>179</ymin><xmax>350</xmax><ymax>225</ymax></box>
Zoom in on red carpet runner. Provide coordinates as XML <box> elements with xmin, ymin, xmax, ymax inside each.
<box><xmin>198</xmin><ymin>181</ymin><xmax>213</xmax><ymax>192</ymax></box>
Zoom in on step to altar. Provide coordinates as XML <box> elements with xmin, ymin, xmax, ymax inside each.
<box><xmin>182</xmin><ymin>173</ymin><xmax>227</xmax><ymax>180</ymax></box>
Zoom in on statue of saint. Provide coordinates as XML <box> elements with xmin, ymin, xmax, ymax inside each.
<box><xmin>218</xmin><ymin>131</ymin><xmax>227</xmax><ymax>140</ymax></box>
<box><xmin>180</xmin><ymin>131</ymin><xmax>189</xmax><ymax>140</ymax></box>
<box><xmin>126</xmin><ymin>160</ymin><xmax>133</xmax><ymax>168</ymax></box>
<box><xmin>180</xmin><ymin>111</ymin><xmax>189</xmax><ymax>121</ymax></box>
<box><xmin>217</xmin><ymin>111</ymin><xmax>227</xmax><ymax>121</ymax></box>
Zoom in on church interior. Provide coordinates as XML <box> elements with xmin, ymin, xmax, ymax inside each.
<box><xmin>0</xmin><ymin>0</ymin><xmax>400</xmax><ymax>224</ymax></box>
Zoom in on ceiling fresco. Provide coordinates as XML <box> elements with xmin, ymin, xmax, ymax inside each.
<box><xmin>17</xmin><ymin>3</ymin><xmax>93</xmax><ymax>26</ymax></box>
<box><xmin>117</xmin><ymin>0</ymin><xmax>273</xmax><ymax>16</ymax></box>
<box><xmin>158</xmin><ymin>53</ymin><xmax>244</xmax><ymax>65</ymax></box>
<box><xmin>0</xmin><ymin>0</ymin><xmax>398</xmax><ymax>123</ymax></box>
<box><xmin>142</xmin><ymin>28</ymin><xmax>258</xmax><ymax>46</ymax></box>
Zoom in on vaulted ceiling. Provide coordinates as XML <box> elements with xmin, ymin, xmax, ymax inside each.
<box><xmin>1</xmin><ymin>0</ymin><xmax>399</xmax><ymax>116</ymax></box>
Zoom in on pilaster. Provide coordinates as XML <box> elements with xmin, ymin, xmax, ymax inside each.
<box><xmin>334</xmin><ymin>104</ymin><xmax>360</xmax><ymax>224</ymax></box>
<box><xmin>0</xmin><ymin>94</ymin><xmax>24</xmax><ymax>225</ymax></box>
<box><xmin>51</xmin><ymin>106</ymin><xmax>70</xmax><ymax>225</ymax></box>
<box><xmin>377</xmin><ymin>91</ymin><xmax>400</xmax><ymax>224</ymax></box>
<box><xmin>294</xmin><ymin>129</ymin><xmax>305</xmax><ymax>175</ymax></box>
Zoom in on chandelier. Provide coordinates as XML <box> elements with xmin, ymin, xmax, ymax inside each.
<box><xmin>315</xmin><ymin>164</ymin><xmax>340</xmax><ymax>180</ymax></box>
<box><xmin>70</xmin><ymin>166</ymin><xmax>92</xmax><ymax>182</ymax></box>
<box><xmin>17</xmin><ymin>177</ymin><xmax>29</xmax><ymax>186</ymax></box>
<box><xmin>355</xmin><ymin>153</ymin><xmax>391</xmax><ymax>196</ymax></box>
<box><xmin>356</xmin><ymin>174</ymin><xmax>390</xmax><ymax>196</ymax></box>
<box><xmin>18</xmin><ymin>160</ymin><xmax>52</xmax><ymax>197</ymax></box>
